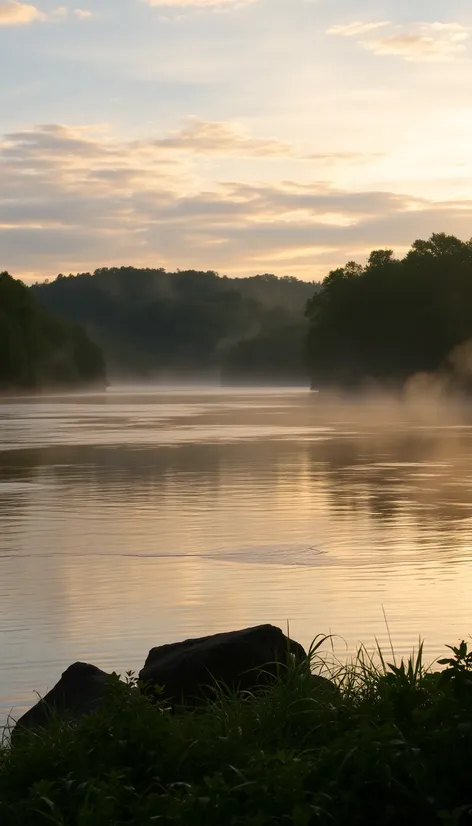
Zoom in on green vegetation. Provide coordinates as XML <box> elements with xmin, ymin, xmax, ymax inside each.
<box><xmin>221</xmin><ymin>312</ymin><xmax>308</xmax><ymax>384</ymax></box>
<box><xmin>3</xmin><ymin>229</ymin><xmax>471</xmax><ymax>389</ymax></box>
<box><xmin>31</xmin><ymin>269</ymin><xmax>315</xmax><ymax>381</ymax></box>
<box><xmin>0</xmin><ymin>272</ymin><xmax>106</xmax><ymax>392</ymax></box>
<box><xmin>28</xmin><ymin>232</ymin><xmax>472</xmax><ymax>388</ymax></box>
<box><xmin>307</xmin><ymin>233</ymin><xmax>472</xmax><ymax>390</ymax></box>
<box><xmin>3</xmin><ymin>639</ymin><xmax>472</xmax><ymax>824</ymax></box>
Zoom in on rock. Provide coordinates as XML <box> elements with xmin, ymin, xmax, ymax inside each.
<box><xmin>139</xmin><ymin>624</ymin><xmax>314</xmax><ymax>703</ymax></box>
<box><xmin>14</xmin><ymin>662</ymin><xmax>113</xmax><ymax>732</ymax></box>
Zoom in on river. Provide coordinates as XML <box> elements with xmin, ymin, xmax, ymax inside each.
<box><xmin>1</xmin><ymin>386</ymin><xmax>472</xmax><ymax>723</ymax></box>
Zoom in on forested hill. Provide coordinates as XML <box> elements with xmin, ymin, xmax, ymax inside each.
<box><xmin>306</xmin><ymin>233</ymin><xmax>472</xmax><ymax>391</ymax></box>
<box><xmin>31</xmin><ymin>269</ymin><xmax>317</xmax><ymax>381</ymax></box>
<box><xmin>22</xmin><ymin>233</ymin><xmax>472</xmax><ymax>389</ymax></box>
<box><xmin>0</xmin><ymin>272</ymin><xmax>106</xmax><ymax>392</ymax></box>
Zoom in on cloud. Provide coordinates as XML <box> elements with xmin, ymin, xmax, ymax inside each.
<box><xmin>0</xmin><ymin>1</ymin><xmax>42</xmax><ymax>25</ymax></box>
<box><xmin>2</xmin><ymin>122</ymin><xmax>472</xmax><ymax>281</ymax></box>
<box><xmin>329</xmin><ymin>21</ymin><xmax>470</xmax><ymax>62</ymax></box>
<box><xmin>74</xmin><ymin>8</ymin><xmax>92</xmax><ymax>18</ymax></box>
<box><xmin>144</xmin><ymin>0</ymin><xmax>255</xmax><ymax>8</ymax></box>
<box><xmin>50</xmin><ymin>6</ymin><xmax>67</xmax><ymax>19</ymax></box>
<box><xmin>327</xmin><ymin>21</ymin><xmax>390</xmax><ymax>37</ymax></box>
<box><xmin>364</xmin><ymin>24</ymin><xmax>470</xmax><ymax>62</ymax></box>
<box><xmin>306</xmin><ymin>152</ymin><xmax>384</xmax><ymax>164</ymax></box>
<box><xmin>150</xmin><ymin>118</ymin><xmax>290</xmax><ymax>156</ymax></box>
<box><xmin>0</xmin><ymin>2</ymin><xmax>93</xmax><ymax>25</ymax></box>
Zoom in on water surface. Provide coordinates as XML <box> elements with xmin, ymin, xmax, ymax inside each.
<box><xmin>1</xmin><ymin>387</ymin><xmax>472</xmax><ymax>723</ymax></box>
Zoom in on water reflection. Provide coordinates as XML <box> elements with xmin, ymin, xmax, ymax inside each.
<box><xmin>1</xmin><ymin>389</ymin><xmax>472</xmax><ymax>722</ymax></box>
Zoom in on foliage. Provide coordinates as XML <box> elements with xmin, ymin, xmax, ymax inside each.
<box><xmin>31</xmin><ymin>268</ymin><xmax>316</xmax><ymax>380</ymax></box>
<box><xmin>3</xmin><ymin>640</ymin><xmax>472</xmax><ymax>824</ymax></box>
<box><xmin>222</xmin><ymin>309</ymin><xmax>308</xmax><ymax>384</ymax></box>
<box><xmin>306</xmin><ymin>233</ymin><xmax>472</xmax><ymax>390</ymax></box>
<box><xmin>0</xmin><ymin>272</ymin><xmax>106</xmax><ymax>391</ymax></box>
<box><xmin>30</xmin><ymin>234</ymin><xmax>472</xmax><ymax>387</ymax></box>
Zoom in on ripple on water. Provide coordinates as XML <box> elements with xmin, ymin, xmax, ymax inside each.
<box><xmin>2</xmin><ymin>389</ymin><xmax>472</xmax><ymax>724</ymax></box>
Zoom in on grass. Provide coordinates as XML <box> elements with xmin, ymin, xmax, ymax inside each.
<box><xmin>2</xmin><ymin>637</ymin><xmax>472</xmax><ymax>825</ymax></box>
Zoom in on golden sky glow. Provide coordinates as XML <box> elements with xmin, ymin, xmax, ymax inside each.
<box><xmin>2</xmin><ymin>0</ymin><xmax>472</xmax><ymax>281</ymax></box>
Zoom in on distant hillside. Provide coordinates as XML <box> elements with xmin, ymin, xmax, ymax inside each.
<box><xmin>31</xmin><ymin>268</ymin><xmax>318</xmax><ymax>381</ymax></box>
<box><xmin>0</xmin><ymin>272</ymin><xmax>106</xmax><ymax>392</ymax></box>
<box><xmin>306</xmin><ymin>233</ymin><xmax>472</xmax><ymax>392</ymax></box>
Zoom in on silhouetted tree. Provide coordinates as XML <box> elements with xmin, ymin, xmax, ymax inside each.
<box><xmin>306</xmin><ymin>233</ymin><xmax>472</xmax><ymax>390</ymax></box>
<box><xmin>0</xmin><ymin>272</ymin><xmax>106</xmax><ymax>391</ymax></box>
<box><xmin>32</xmin><ymin>268</ymin><xmax>316</xmax><ymax>379</ymax></box>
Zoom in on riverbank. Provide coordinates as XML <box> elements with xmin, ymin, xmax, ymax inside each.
<box><xmin>1</xmin><ymin>637</ymin><xmax>471</xmax><ymax>825</ymax></box>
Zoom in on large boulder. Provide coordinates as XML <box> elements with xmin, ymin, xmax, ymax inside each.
<box><xmin>14</xmin><ymin>662</ymin><xmax>113</xmax><ymax>732</ymax></box>
<box><xmin>139</xmin><ymin>624</ymin><xmax>321</xmax><ymax>703</ymax></box>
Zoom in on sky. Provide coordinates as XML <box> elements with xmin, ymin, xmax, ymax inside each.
<box><xmin>2</xmin><ymin>0</ymin><xmax>472</xmax><ymax>282</ymax></box>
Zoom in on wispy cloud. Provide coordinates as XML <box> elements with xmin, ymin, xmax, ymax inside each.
<box><xmin>151</xmin><ymin>118</ymin><xmax>290</xmax><ymax>156</ymax></box>
<box><xmin>2</xmin><ymin>122</ymin><xmax>472</xmax><ymax>281</ymax></box>
<box><xmin>0</xmin><ymin>2</ymin><xmax>93</xmax><ymax>25</ymax></box>
<box><xmin>73</xmin><ymin>8</ymin><xmax>92</xmax><ymax>19</ymax></box>
<box><xmin>365</xmin><ymin>24</ymin><xmax>470</xmax><ymax>62</ymax></box>
<box><xmin>0</xmin><ymin>1</ymin><xmax>42</xmax><ymax>25</ymax></box>
<box><xmin>327</xmin><ymin>21</ymin><xmax>390</xmax><ymax>37</ymax></box>
<box><xmin>306</xmin><ymin>152</ymin><xmax>384</xmax><ymax>164</ymax></box>
<box><xmin>144</xmin><ymin>0</ymin><xmax>256</xmax><ymax>9</ymax></box>
<box><xmin>50</xmin><ymin>6</ymin><xmax>67</xmax><ymax>19</ymax></box>
<box><xmin>328</xmin><ymin>20</ymin><xmax>470</xmax><ymax>62</ymax></box>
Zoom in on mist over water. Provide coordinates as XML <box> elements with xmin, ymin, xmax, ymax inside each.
<box><xmin>1</xmin><ymin>386</ymin><xmax>472</xmax><ymax>724</ymax></box>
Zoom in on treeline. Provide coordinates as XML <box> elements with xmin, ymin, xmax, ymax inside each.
<box><xmin>6</xmin><ymin>234</ymin><xmax>472</xmax><ymax>391</ymax></box>
<box><xmin>307</xmin><ymin>233</ymin><xmax>472</xmax><ymax>391</ymax></box>
<box><xmin>0</xmin><ymin>272</ymin><xmax>106</xmax><ymax>392</ymax></box>
<box><xmin>32</xmin><ymin>269</ymin><xmax>316</xmax><ymax>381</ymax></box>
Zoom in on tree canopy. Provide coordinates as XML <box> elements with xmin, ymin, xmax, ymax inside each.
<box><xmin>0</xmin><ymin>272</ymin><xmax>106</xmax><ymax>392</ymax></box>
<box><xmin>306</xmin><ymin>233</ymin><xmax>472</xmax><ymax>390</ymax></box>
<box><xmin>32</xmin><ymin>268</ymin><xmax>316</xmax><ymax>381</ymax></box>
<box><xmin>14</xmin><ymin>234</ymin><xmax>472</xmax><ymax>390</ymax></box>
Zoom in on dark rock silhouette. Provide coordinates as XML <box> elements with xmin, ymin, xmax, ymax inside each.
<box><xmin>14</xmin><ymin>626</ymin><xmax>335</xmax><ymax>733</ymax></box>
<box><xmin>14</xmin><ymin>662</ymin><xmax>113</xmax><ymax>732</ymax></box>
<box><xmin>139</xmin><ymin>624</ymin><xmax>327</xmax><ymax>703</ymax></box>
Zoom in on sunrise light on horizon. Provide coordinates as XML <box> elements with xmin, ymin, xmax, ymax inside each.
<box><xmin>2</xmin><ymin>0</ymin><xmax>472</xmax><ymax>282</ymax></box>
